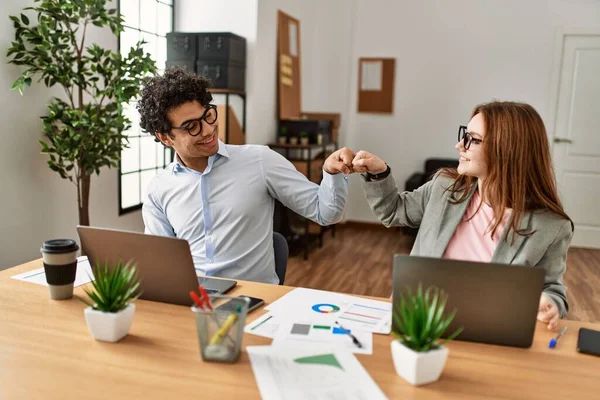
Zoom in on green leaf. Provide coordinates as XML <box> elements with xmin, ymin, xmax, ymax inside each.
<box><xmin>393</xmin><ymin>284</ymin><xmax>463</xmax><ymax>352</ymax></box>
<box><xmin>85</xmin><ymin>260</ymin><xmax>142</xmax><ymax>312</ymax></box>
<box><xmin>20</xmin><ymin>13</ymin><xmax>29</xmax><ymax>25</ymax></box>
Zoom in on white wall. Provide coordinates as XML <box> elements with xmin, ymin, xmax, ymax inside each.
<box><xmin>0</xmin><ymin>0</ymin><xmax>144</xmax><ymax>270</ymax></box>
<box><xmin>253</xmin><ymin>0</ymin><xmax>353</xmax><ymax>145</ymax></box>
<box><xmin>343</xmin><ymin>0</ymin><xmax>600</xmax><ymax>222</ymax></box>
<box><xmin>176</xmin><ymin>0</ymin><xmax>353</xmax><ymax>146</ymax></box>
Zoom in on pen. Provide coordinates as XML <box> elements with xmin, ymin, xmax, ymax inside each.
<box><xmin>549</xmin><ymin>326</ymin><xmax>568</xmax><ymax>349</ymax></box>
<box><xmin>209</xmin><ymin>305</ymin><xmax>242</xmax><ymax>345</ymax></box>
<box><xmin>190</xmin><ymin>291</ymin><xmax>205</xmax><ymax>309</ymax></box>
<box><xmin>335</xmin><ymin>321</ymin><xmax>363</xmax><ymax>349</ymax></box>
<box><xmin>198</xmin><ymin>285</ymin><xmax>213</xmax><ymax>310</ymax></box>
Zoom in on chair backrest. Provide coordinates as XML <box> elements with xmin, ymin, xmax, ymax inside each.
<box><xmin>424</xmin><ymin>158</ymin><xmax>459</xmax><ymax>180</ymax></box>
<box><xmin>272</xmin><ymin>232</ymin><xmax>289</xmax><ymax>285</ymax></box>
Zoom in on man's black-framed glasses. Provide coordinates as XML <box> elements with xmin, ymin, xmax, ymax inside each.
<box><xmin>457</xmin><ymin>125</ymin><xmax>483</xmax><ymax>150</ymax></box>
<box><xmin>173</xmin><ymin>104</ymin><xmax>218</xmax><ymax>136</ymax></box>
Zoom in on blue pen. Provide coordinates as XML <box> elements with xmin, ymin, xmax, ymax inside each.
<box><xmin>549</xmin><ymin>326</ymin><xmax>567</xmax><ymax>349</ymax></box>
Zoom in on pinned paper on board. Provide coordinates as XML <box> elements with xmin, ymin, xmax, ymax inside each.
<box><xmin>280</xmin><ymin>55</ymin><xmax>294</xmax><ymax>87</ymax></box>
<box><xmin>288</xmin><ymin>21</ymin><xmax>298</xmax><ymax>57</ymax></box>
<box><xmin>360</xmin><ymin>61</ymin><xmax>382</xmax><ymax>91</ymax></box>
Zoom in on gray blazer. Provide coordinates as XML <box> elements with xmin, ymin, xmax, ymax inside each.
<box><xmin>363</xmin><ymin>173</ymin><xmax>573</xmax><ymax>317</ymax></box>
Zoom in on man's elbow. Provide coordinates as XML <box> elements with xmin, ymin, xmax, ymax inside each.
<box><xmin>317</xmin><ymin>207</ymin><xmax>345</xmax><ymax>226</ymax></box>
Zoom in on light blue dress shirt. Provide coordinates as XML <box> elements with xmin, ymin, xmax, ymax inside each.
<box><xmin>142</xmin><ymin>140</ymin><xmax>348</xmax><ymax>284</ymax></box>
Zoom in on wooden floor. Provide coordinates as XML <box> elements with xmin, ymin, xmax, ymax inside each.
<box><xmin>286</xmin><ymin>223</ymin><xmax>600</xmax><ymax>323</ymax></box>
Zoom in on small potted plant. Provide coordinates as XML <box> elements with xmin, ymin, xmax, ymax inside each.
<box><xmin>278</xmin><ymin>127</ymin><xmax>288</xmax><ymax>144</ymax></box>
<box><xmin>82</xmin><ymin>260</ymin><xmax>142</xmax><ymax>342</ymax></box>
<box><xmin>299</xmin><ymin>131</ymin><xmax>310</xmax><ymax>146</ymax></box>
<box><xmin>289</xmin><ymin>135</ymin><xmax>299</xmax><ymax>145</ymax></box>
<box><xmin>391</xmin><ymin>284</ymin><xmax>462</xmax><ymax>386</ymax></box>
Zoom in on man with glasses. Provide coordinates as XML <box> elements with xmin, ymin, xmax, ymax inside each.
<box><xmin>137</xmin><ymin>67</ymin><xmax>353</xmax><ymax>284</ymax></box>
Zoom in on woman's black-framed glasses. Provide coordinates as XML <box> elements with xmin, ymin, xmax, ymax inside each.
<box><xmin>173</xmin><ymin>104</ymin><xmax>218</xmax><ymax>136</ymax></box>
<box><xmin>457</xmin><ymin>125</ymin><xmax>483</xmax><ymax>150</ymax></box>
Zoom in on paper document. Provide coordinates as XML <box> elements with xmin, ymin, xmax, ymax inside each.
<box><xmin>361</xmin><ymin>61</ymin><xmax>382</xmax><ymax>91</ymax></box>
<box><xmin>247</xmin><ymin>345</ymin><xmax>387</xmax><ymax>400</ymax></box>
<box><xmin>244</xmin><ymin>312</ymin><xmax>281</xmax><ymax>339</ymax></box>
<box><xmin>266</xmin><ymin>287</ymin><xmax>392</xmax><ymax>334</ymax></box>
<box><xmin>272</xmin><ymin>321</ymin><xmax>373</xmax><ymax>355</ymax></box>
<box><xmin>11</xmin><ymin>256</ymin><xmax>94</xmax><ymax>287</ymax></box>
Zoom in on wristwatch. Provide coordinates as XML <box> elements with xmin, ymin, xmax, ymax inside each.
<box><xmin>365</xmin><ymin>165</ymin><xmax>391</xmax><ymax>181</ymax></box>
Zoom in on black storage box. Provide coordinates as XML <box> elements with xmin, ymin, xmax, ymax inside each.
<box><xmin>197</xmin><ymin>32</ymin><xmax>246</xmax><ymax>65</ymax></box>
<box><xmin>166</xmin><ymin>32</ymin><xmax>198</xmax><ymax>60</ymax></box>
<box><xmin>196</xmin><ymin>60</ymin><xmax>245</xmax><ymax>91</ymax></box>
<box><xmin>278</xmin><ymin>119</ymin><xmax>332</xmax><ymax>144</ymax></box>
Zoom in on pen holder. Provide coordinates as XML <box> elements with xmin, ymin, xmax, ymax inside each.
<box><xmin>192</xmin><ymin>295</ymin><xmax>250</xmax><ymax>363</ymax></box>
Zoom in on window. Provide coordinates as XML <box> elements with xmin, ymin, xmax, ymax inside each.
<box><xmin>118</xmin><ymin>0</ymin><xmax>175</xmax><ymax>214</ymax></box>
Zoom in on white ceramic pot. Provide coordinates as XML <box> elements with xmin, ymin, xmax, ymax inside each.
<box><xmin>84</xmin><ymin>304</ymin><xmax>135</xmax><ymax>342</ymax></box>
<box><xmin>390</xmin><ymin>340</ymin><xmax>448</xmax><ymax>386</ymax></box>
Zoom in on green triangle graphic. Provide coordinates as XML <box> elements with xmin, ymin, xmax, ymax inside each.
<box><xmin>294</xmin><ymin>354</ymin><xmax>344</xmax><ymax>371</ymax></box>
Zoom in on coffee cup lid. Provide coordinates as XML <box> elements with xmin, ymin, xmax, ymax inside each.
<box><xmin>41</xmin><ymin>239</ymin><xmax>79</xmax><ymax>254</ymax></box>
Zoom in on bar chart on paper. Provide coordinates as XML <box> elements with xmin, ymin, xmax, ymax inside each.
<box><xmin>272</xmin><ymin>322</ymin><xmax>373</xmax><ymax>354</ymax></box>
<box><xmin>338</xmin><ymin>303</ymin><xmax>391</xmax><ymax>332</ymax></box>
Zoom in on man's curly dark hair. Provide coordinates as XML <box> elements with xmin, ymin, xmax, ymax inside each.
<box><xmin>137</xmin><ymin>67</ymin><xmax>213</xmax><ymax>139</ymax></box>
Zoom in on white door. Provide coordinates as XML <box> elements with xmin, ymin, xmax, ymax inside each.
<box><xmin>551</xmin><ymin>33</ymin><xmax>600</xmax><ymax>249</ymax></box>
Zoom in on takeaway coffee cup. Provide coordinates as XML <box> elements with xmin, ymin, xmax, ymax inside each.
<box><xmin>40</xmin><ymin>239</ymin><xmax>80</xmax><ymax>300</ymax></box>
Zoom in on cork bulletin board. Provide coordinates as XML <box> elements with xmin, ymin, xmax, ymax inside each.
<box><xmin>357</xmin><ymin>58</ymin><xmax>396</xmax><ymax>114</ymax></box>
<box><xmin>277</xmin><ymin>10</ymin><xmax>302</xmax><ymax>119</ymax></box>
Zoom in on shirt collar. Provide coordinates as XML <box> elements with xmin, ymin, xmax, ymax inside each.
<box><xmin>172</xmin><ymin>139</ymin><xmax>229</xmax><ymax>174</ymax></box>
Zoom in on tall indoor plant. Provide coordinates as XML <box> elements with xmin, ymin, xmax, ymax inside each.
<box><xmin>6</xmin><ymin>0</ymin><xmax>156</xmax><ymax>225</ymax></box>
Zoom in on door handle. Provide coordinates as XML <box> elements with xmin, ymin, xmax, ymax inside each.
<box><xmin>553</xmin><ymin>137</ymin><xmax>574</xmax><ymax>144</ymax></box>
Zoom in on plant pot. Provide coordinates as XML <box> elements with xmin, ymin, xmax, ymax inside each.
<box><xmin>289</xmin><ymin>137</ymin><xmax>298</xmax><ymax>145</ymax></box>
<box><xmin>278</xmin><ymin>136</ymin><xmax>287</xmax><ymax>144</ymax></box>
<box><xmin>390</xmin><ymin>340</ymin><xmax>448</xmax><ymax>386</ymax></box>
<box><xmin>84</xmin><ymin>303</ymin><xmax>135</xmax><ymax>342</ymax></box>
<box><xmin>300</xmin><ymin>137</ymin><xmax>309</xmax><ymax>146</ymax></box>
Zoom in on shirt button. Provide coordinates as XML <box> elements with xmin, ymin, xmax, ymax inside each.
<box><xmin>209</xmin><ymin>258</ymin><xmax>214</xmax><ymax>263</ymax></box>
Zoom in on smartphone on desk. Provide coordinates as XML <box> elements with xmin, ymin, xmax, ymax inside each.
<box><xmin>577</xmin><ymin>328</ymin><xmax>600</xmax><ymax>357</ymax></box>
<box><xmin>216</xmin><ymin>296</ymin><xmax>265</xmax><ymax>313</ymax></box>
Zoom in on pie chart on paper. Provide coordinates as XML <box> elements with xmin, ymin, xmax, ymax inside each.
<box><xmin>311</xmin><ymin>303</ymin><xmax>341</xmax><ymax>314</ymax></box>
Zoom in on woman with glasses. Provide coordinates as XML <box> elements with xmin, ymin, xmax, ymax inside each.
<box><xmin>352</xmin><ymin>101</ymin><xmax>573</xmax><ymax>330</ymax></box>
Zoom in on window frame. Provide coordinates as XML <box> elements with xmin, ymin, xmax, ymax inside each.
<box><xmin>117</xmin><ymin>0</ymin><xmax>176</xmax><ymax>215</ymax></box>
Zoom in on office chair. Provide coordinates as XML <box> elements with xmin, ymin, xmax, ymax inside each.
<box><xmin>272</xmin><ymin>232</ymin><xmax>289</xmax><ymax>285</ymax></box>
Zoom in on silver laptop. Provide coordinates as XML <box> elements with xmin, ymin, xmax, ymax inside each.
<box><xmin>392</xmin><ymin>254</ymin><xmax>545</xmax><ymax>348</ymax></box>
<box><xmin>77</xmin><ymin>226</ymin><xmax>237</xmax><ymax>306</ymax></box>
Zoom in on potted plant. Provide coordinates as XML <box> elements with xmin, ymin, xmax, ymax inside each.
<box><xmin>289</xmin><ymin>135</ymin><xmax>299</xmax><ymax>145</ymax></box>
<box><xmin>278</xmin><ymin>127</ymin><xmax>288</xmax><ymax>144</ymax></box>
<box><xmin>391</xmin><ymin>284</ymin><xmax>463</xmax><ymax>386</ymax></box>
<box><xmin>299</xmin><ymin>131</ymin><xmax>310</xmax><ymax>146</ymax></box>
<box><xmin>82</xmin><ymin>260</ymin><xmax>142</xmax><ymax>342</ymax></box>
<box><xmin>6</xmin><ymin>0</ymin><xmax>157</xmax><ymax>226</ymax></box>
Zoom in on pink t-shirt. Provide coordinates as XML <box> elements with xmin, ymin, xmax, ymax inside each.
<box><xmin>442</xmin><ymin>191</ymin><xmax>511</xmax><ymax>262</ymax></box>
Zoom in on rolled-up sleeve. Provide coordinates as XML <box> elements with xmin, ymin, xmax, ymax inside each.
<box><xmin>260</xmin><ymin>146</ymin><xmax>348</xmax><ymax>225</ymax></box>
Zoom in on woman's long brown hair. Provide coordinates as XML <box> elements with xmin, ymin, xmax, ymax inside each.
<box><xmin>440</xmin><ymin>101</ymin><xmax>573</xmax><ymax>242</ymax></box>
